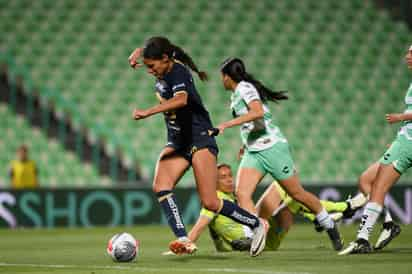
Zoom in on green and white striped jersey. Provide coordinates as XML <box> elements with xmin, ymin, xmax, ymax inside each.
<box><xmin>399</xmin><ymin>82</ymin><xmax>412</xmax><ymax>140</ymax></box>
<box><xmin>230</xmin><ymin>81</ymin><xmax>287</xmax><ymax>151</ymax></box>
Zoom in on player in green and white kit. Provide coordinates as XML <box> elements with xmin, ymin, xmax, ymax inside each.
<box><xmin>216</xmin><ymin>58</ymin><xmax>343</xmax><ymax>252</ymax></box>
<box><xmin>340</xmin><ymin>45</ymin><xmax>412</xmax><ymax>254</ymax></box>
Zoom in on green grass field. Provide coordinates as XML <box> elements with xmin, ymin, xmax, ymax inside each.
<box><xmin>0</xmin><ymin>224</ymin><xmax>411</xmax><ymax>274</ymax></box>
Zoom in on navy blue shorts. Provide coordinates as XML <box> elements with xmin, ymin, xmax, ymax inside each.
<box><xmin>166</xmin><ymin>136</ymin><xmax>219</xmax><ymax>163</ymax></box>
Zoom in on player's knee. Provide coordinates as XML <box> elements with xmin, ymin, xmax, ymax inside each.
<box><xmin>359</xmin><ymin>171</ymin><xmax>373</xmax><ymax>194</ymax></box>
<box><xmin>202</xmin><ymin>198</ymin><xmax>220</xmax><ymax>212</ymax></box>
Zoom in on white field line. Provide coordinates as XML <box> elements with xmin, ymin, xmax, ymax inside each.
<box><xmin>0</xmin><ymin>262</ymin><xmax>311</xmax><ymax>274</ymax></box>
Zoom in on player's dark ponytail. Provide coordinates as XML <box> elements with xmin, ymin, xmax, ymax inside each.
<box><xmin>143</xmin><ymin>36</ymin><xmax>208</xmax><ymax>81</ymax></box>
<box><xmin>220</xmin><ymin>57</ymin><xmax>288</xmax><ymax>103</ymax></box>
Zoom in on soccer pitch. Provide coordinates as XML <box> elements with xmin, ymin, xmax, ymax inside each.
<box><xmin>0</xmin><ymin>224</ymin><xmax>411</xmax><ymax>274</ymax></box>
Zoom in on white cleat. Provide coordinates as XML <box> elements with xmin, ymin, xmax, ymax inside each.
<box><xmin>250</xmin><ymin>218</ymin><xmax>269</xmax><ymax>257</ymax></box>
<box><xmin>374</xmin><ymin>221</ymin><xmax>401</xmax><ymax>250</ymax></box>
<box><xmin>338</xmin><ymin>238</ymin><xmax>372</xmax><ymax>255</ymax></box>
<box><xmin>347</xmin><ymin>193</ymin><xmax>369</xmax><ymax>210</ymax></box>
<box><xmin>339</xmin><ymin>241</ymin><xmax>358</xmax><ymax>255</ymax></box>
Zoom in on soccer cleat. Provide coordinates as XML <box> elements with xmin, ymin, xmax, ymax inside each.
<box><xmin>374</xmin><ymin>221</ymin><xmax>401</xmax><ymax>250</ymax></box>
<box><xmin>338</xmin><ymin>238</ymin><xmax>372</xmax><ymax>255</ymax></box>
<box><xmin>169</xmin><ymin>239</ymin><xmax>197</xmax><ymax>255</ymax></box>
<box><xmin>250</xmin><ymin>218</ymin><xmax>269</xmax><ymax>257</ymax></box>
<box><xmin>341</xmin><ymin>202</ymin><xmax>358</xmax><ymax>219</ymax></box>
<box><xmin>326</xmin><ymin>224</ymin><xmax>344</xmax><ymax>251</ymax></box>
<box><xmin>161</xmin><ymin>250</ymin><xmax>175</xmax><ymax>256</ymax></box>
<box><xmin>313</xmin><ymin>220</ymin><xmax>324</xmax><ymax>232</ymax></box>
<box><xmin>346</xmin><ymin>194</ymin><xmax>368</xmax><ymax>211</ymax></box>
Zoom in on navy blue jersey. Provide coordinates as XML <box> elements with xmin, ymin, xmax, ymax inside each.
<box><xmin>155</xmin><ymin>62</ymin><xmax>214</xmax><ymax>147</ymax></box>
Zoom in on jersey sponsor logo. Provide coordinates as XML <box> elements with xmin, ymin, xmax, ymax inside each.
<box><xmin>230</xmin><ymin>211</ymin><xmax>257</xmax><ymax>226</ymax></box>
<box><xmin>172</xmin><ymin>83</ymin><xmax>186</xmax><ymax>91</ymax></box>
<box><xmin>155</xmin><ymin>80</ymin><xmax>168</xmax><ymax>93</ymax></box>
<box><xmin>282</xmin><ymin>166</ymin><xmax>290</xmax><ymax>174</ymax></box>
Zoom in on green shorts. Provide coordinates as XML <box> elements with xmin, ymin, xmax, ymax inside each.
<box><xmin>379</xmin><ymin>135</ymin><xmax>412</xmax><ymax>174</ymax></box>
<box><xmin>240</xmin><ymin>142</ymin><xmax>295</xmax><ymax>180</ymax></box>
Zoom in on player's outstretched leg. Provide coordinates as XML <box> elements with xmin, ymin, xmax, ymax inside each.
<box><xmin>153</xmin><ymin>148</ymin><xmax>197</xmax><ymax>255</ymax></box>
<box><xmin>280</xmin><ymin>175</ymin><xmax>344</xmax><ymax>251</ymax></box>
<box><xmin>218</xmin><ymin>199</ymin><xmax>269</xmax><ymax>256</ymax></box>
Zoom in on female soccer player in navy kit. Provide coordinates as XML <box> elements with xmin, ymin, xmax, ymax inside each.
<box><xmin>128</xmin><ymin>37</ymin><xmax>267</xmax><ymax>256</ymax></box>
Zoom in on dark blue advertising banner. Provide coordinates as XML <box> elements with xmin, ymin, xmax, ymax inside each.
<box><xmin>0</xmin><ymin>185</ymin><xmax>411</xmax><ymax>228</ymax></box>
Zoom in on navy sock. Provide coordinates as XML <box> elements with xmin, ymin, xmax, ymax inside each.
<box><xmin>219</xmin><ymin>199</ymin><xmax>259</xmax><ymax>229</ymax></box>
<box><xmin>156</xmin><ymin>190</ymin><xmax>187</xmax><ymax>238</ymax></box>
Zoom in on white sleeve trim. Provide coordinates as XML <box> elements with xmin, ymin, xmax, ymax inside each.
<box><xmin>238</xmin><ymin>82</ymin><xmax>261</xmax><ymax>104</ymax></box>
<box><xmin>173</xmin><ymin>90</ymin><xmax>188</xmax><ymax>96</ymax></box>
<box><xmin>172</xmin><ymin>83</ymin><xmax>186</xmax><ymax>91</ymax></box>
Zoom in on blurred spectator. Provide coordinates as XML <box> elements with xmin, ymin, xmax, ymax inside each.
<box><xmin>9</xmin><ymin>145</ymin><xmax>39</xmax><ymax>189</ymax></box>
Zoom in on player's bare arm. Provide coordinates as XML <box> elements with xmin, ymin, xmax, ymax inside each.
<box><xmin>133</xmin><ymin>92</ymin><xmax>188</xmax><ymax>120</ymax></box>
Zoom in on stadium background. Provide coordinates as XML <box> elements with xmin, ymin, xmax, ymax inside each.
<box><xmin>0</xmin><ymin>0</ymin><xmax>412</xmax><ymax>228</ymax></box>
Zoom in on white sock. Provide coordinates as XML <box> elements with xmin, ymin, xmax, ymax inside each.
<box><xmin>357</xmin><ymin>202</ymin><xmax>383</xmax><ymax>241</ymax></box>
<box><xmin>383</xmin><ymin>207</ymin><xmax>393</xmax><ymax>223</ymax></box>
<box><xmin>316</xmin><ymin>208</ymin><xmax>334</xmax><ymax>229</ymax></box>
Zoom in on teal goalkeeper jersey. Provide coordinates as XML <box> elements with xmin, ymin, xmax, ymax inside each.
<box><xmin>398</xmin><ymin>82</ymin><xmax>412</xmax><ymax>140</ymax></box>
<box><xmin>230</xmin><ymin>81</ymin><xmax>287</xmax><ymax>151</ymax></box>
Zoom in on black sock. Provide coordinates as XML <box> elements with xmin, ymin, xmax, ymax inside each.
<box><xmin>156</xmin><ymin>190</ymin><xmax>187</xmax><ymax>238</ymax></box>
<box><xmin>219</xmin><ymin>199</ymin><xmax>259</xmax><ymax>229</ymax></box>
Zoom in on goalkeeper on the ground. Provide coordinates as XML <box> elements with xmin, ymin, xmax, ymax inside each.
<box><xmin>165</xmin><ymin>163</ymin><xmax>354</xmax><ymax>253</ymax></box>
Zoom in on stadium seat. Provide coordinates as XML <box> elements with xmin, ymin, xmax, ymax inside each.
<box><xmin>0</xmin><ymin>0</ymin><xmax>411</xmax><ymax>184</ymax></box>
<box><xmin>0</xmin><ymin>104</ymin><xmax>107</xmax><ymax>187</ymax></box>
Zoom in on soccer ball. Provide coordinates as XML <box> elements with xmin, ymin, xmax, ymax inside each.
<box><xmin>107</xmin><ymin>232</ymin><xmax>139</xmax><ymax>262</ymax></box>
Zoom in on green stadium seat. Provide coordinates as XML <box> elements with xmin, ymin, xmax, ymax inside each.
<box><xmin>1</xmin><ymin>0</ymin><xmax>411</xmax><ymax>185</ymax></box>
<box><xmin>0</xmin><ymin>103</ymin><xmax>111</xmax><ymax>187</ymax></box>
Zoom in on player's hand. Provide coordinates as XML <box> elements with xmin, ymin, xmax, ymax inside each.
<box><xmin>128</xmin><ymin>47</ymin><xmax>143</xmax><ymax>68</ymax></box>
<box><xmin>133</xmin><ymin>109</ymin><xmax>151</xmax><ymax>120</ymax></box>
<box><xmin>217</xmin><ymin>122</ymin><xmax>230</xmax><ymax>135</ymax></box>
<box><xmin>385</xmin><ymin>113</ymin><xmax>403</xmax><ymax>124</ymax></box>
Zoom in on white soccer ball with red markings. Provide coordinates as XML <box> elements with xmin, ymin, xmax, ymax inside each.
<box><xmin>107</xmin><ymin>232</ymin><xmax>139</xmax><ymax>262</ymax></box>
